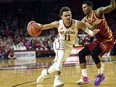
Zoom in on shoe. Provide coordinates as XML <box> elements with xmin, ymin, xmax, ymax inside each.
<box><xmin>36</xmin><ymin>69</ymin><xmax>47</xmax><ymax>83</ymax></box>
<box><xmin>53</xmin><ymin>78</ymin><xmax>64</xmax><ymax>87</ymax></box>
<box><xmin>94</xmin><ymin>73</ymin><xmax>105</xmax><ymax>86</ymax></box>
<box><xmin>76</xmin><ymin>76</ymin><xmax>90</xmax><ymax>85</ymax></box>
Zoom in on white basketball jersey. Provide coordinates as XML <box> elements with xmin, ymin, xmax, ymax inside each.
<box><xmin>58</xmin><ymin>19</ymin><xmax>78</xmax><ymax>46</ymax></box>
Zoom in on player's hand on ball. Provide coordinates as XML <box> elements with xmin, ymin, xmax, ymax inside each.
<box><xmin>27</xmin><ymin>21</ymin><xmax>42</xmax><ymax>37</ymax></box>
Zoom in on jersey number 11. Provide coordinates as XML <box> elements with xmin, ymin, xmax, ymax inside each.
<box><xmin>64</xmin><ymin>35</ymin><xmax>70</xmax><ymax>41</ymax></box>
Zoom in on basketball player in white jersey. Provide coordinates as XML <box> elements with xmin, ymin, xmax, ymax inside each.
<box><xmin>33</xmin><ymin>7</ymin><xmax>99</xmax><ymax>87</ymax></box>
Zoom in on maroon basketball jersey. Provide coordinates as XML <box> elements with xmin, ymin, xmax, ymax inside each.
<box><xmin>84</xmin><ymin>11</ymin><xmax>113</xmax><ymax>42</ymax></box>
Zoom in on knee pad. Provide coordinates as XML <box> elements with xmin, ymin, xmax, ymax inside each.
<box><xmin>91</xmin><ymin>52</ymin><xmax>100</xmax><ymax>64</ymax></box>
<box><xmin>78</xmin><ymin>46</ymin><xmax>90</xmax><ymax>64</ymax></box>
<box><xmin>78</xmin><ymin>51</ymin><xmax>86</xmax><ymax>63</ymax></box>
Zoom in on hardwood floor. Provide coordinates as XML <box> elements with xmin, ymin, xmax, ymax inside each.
<box><xmin>0</xmin><ymin>56</ymin><xmax>116</xmax><ymax>87</ymax></box>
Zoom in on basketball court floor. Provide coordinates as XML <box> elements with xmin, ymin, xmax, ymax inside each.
<box><xmin>0</xmin><ymin>56</ymin><xmax>116</xmax><ymax>87</ymax></box>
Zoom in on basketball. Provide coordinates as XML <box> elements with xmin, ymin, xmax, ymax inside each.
<box><xmin>27</xmin><ymin>21</ymin><xmax>42</xmax><ymax>37</ymax></box>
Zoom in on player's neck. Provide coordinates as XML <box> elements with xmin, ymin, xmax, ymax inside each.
<box><xmin>63</xmin><ymin>20</ymin><xmax>72</xmax><ymax>28</ymax></box>
<box><xmin>87</xmin><ymin>10</ymin><xmax>93</xmax><ymax>17</ymax></box>
<box><xmin>86</xmin><ymin>10</ymin><xmax>94</xmax><ymax>22</ymax></box>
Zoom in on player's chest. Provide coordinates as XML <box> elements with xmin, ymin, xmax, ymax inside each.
<box><xmin>59</xmin><ymin>27</ymin><xmax>76</xmax><ymax>35</ymax></box>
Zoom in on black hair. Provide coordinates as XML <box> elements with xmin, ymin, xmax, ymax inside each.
<box><xmin>60</xmin><ymin>6</ymin><xmax>71</xmax><ymax>16</ymax></box>
<box><xmin>82</xmin><ymin>1</ymin><xmax>94</xmax><ymax>9</ymax></box>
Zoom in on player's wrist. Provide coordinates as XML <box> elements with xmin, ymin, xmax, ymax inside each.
<box><xmin>85</xmin><ymin>28</ymin><xmax>94</xmax><ymax>36</ymax></box>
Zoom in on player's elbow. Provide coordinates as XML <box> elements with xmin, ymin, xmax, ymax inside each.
<box><xmin>111</xmin><ymin>3</ymin><xmax>116</xmax><ymax>10</ymax></box>
<box><xmin>107</xmin><ymin>5</ymin><xmax>116</xmax><ymax>12</ymax></box>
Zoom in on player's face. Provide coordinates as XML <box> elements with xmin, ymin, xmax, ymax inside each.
<box><xmin>82</xmin><ymin>4</ymin><xmax>91</xmax><ymax>15</ymax></box>
<box><xmin>61</xmin><ymin>11</ymin><xmax>72</xmax><ymax>23</ymax></box>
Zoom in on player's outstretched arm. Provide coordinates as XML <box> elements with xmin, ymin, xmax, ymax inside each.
<box><xmin>97</xmin><ymin>0</ymin><xmax>116</xmax><ymax>14</ymax></box>
<box><xmin>77</xmin><ymin>21</ymin><xmax>100</xmax><ymax>36</ymax></box>
<box><xmin>38</xmin><ymin>21</ymin><xmax>59</xmax><ymax>30</ymax></box>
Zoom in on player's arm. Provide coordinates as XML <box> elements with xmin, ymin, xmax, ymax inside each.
<box><xmin>81</xmin><ymin>18</ymin><xmax>85</xmax><ymax>23</ymax></box>
<box><xmin>81</xmin><ymin>18</ymin><xmax>94</xmax><ymax>29</ymax></box>
<box><xmin>77</xmin><ymin>21</ymin><xmax>100</xmax><ymax>36</ymax></box>
<box><xmin>28</xmin><ymin>21</ymin><xmax>59</xmax><ymax>30</ymax></box>
<box><xmin>96</xmin><ymin>0</ymin><xmax>116</xmax><ymax>15</ymax></box>
<box><xmin>40</xmin><ymin>21</ymin><xmax>59</xmax><ymax>30</ymax></box>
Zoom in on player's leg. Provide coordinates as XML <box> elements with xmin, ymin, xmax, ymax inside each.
<box><xmin>37</xmin><ymin>38</ymin><xmax>65</xmax><ymax>86</ymax></box>
<box><xmin>36</xmin><ymin>39</ymin><xmax>59</xmax><ymax>84</ymax></box>
<box><xmin>53</xmin><ymin>46</ymin><xmax>72</xmax><ymax>87</ymax></box>
<box><xmin>36</xmin><ymin>69</ymin><xmax>48</xmax><ymax>84</ymax></box>
<box><xmin>76</xmin><ymin>46</ymin><xmax>91</xmax><ymax>85</ymax></box>
<box><xmin>53</xmin><ymin>49</ymin><xmax>65</xmax><ymax>87</ymax></box>
<box><xmin>50</xmin><ymin>42</ymin><xmax>72</xmax><ymax>87</ymax></box>
<box><xmin>91</xmin><ymin>44</ymin><xmax>105</xmax><ymax>86</ymax></box>
<box><xmin>51</xmin><ymin>38</ymin><xmax>65</xmax><ymax>86</ymax></box>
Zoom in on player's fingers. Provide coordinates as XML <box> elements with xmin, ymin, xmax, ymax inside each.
<box><xmin>28</xmin><ymin>21</ymin><xmax>36</xmax><ymax>25</ymax></box>
<box><xmin>36</xmin><ymin>23</ymin><xmax>42</xmax><ymax>27</ymax></box>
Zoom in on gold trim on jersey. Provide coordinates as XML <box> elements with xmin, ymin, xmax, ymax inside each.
<box><xmin>93</xmin><ymin>11</ymin><xmax>105</xmax><ymax>21</ymax></box>
<box><xmin>85</xmin><ymin>11</ymin><xmax>113</xmax><ymax>42</ymax></box>
<box><xmin>85</xmin><ymin>11</ymin><xmax>105</xmax><ymax>24</ymax></box>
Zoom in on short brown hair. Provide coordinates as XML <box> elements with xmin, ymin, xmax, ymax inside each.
<box><xmin>60</xmin><ymin>6</ymin><xmax>71</xmax><ymax>16</ymax></box>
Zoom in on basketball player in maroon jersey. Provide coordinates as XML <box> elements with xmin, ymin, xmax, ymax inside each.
<box><xmin>76</xmin><ymin>0</ymin><xmax>116</xmax><ymax>86</ymax></box>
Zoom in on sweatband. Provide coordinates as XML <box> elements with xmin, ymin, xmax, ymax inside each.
<box><xmin>85</xmin><ymin>28</ymin><xmax>94</xmax><ymax>36</ymax></box>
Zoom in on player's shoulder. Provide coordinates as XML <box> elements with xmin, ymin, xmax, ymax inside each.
<box><xmin>76</xmin><ymin>20</ymin><xmax>85</xmax><ymax>28</ymax></box>
<box><xmin>76</xmin><ymin>20</ymin><xmax>82</xmax><ymax>24</ymax></box>
<box><xmin>72</xmin><ymin>19</ymin><xmax>78</xmax><ymax>21</ymax></box>
<box><xmin>72</xmin><ymin>19</ymin><xmax>80</xmax><ymax>24</ymax></box>
<box><xmin>95</xmin><ymin>7</ymin><xmax>104</xmax><ymax>18</ymax></box>
<box><xmin>58</xmin><ymin>20</ymin><xmax>63</xmax><ymax>25</ymax></box>
<box><xmin>59</xmin><ymin>19</ymin><xmax>63</xmax><ymax>23</ymax></box>
<box><xmin>95</xmin><ymin>7</ymin><xmax>104</xmax><ymax>12</ymax></box>
<box><xmin>71</xmin><ymin>19</ymin><xmax>84</xmax><ymax>26</ymax></box>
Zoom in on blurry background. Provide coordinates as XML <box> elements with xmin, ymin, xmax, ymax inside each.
<box><xmin>0</xmin><ymin>0</ymin><xmax>116</xmax><ymax>60</ymax></box>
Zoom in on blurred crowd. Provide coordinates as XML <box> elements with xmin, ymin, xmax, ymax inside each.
<box><xmin>0</xmin><ymin>0</ymin><xmax>116</xmax><ymax>59</ymax></box>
